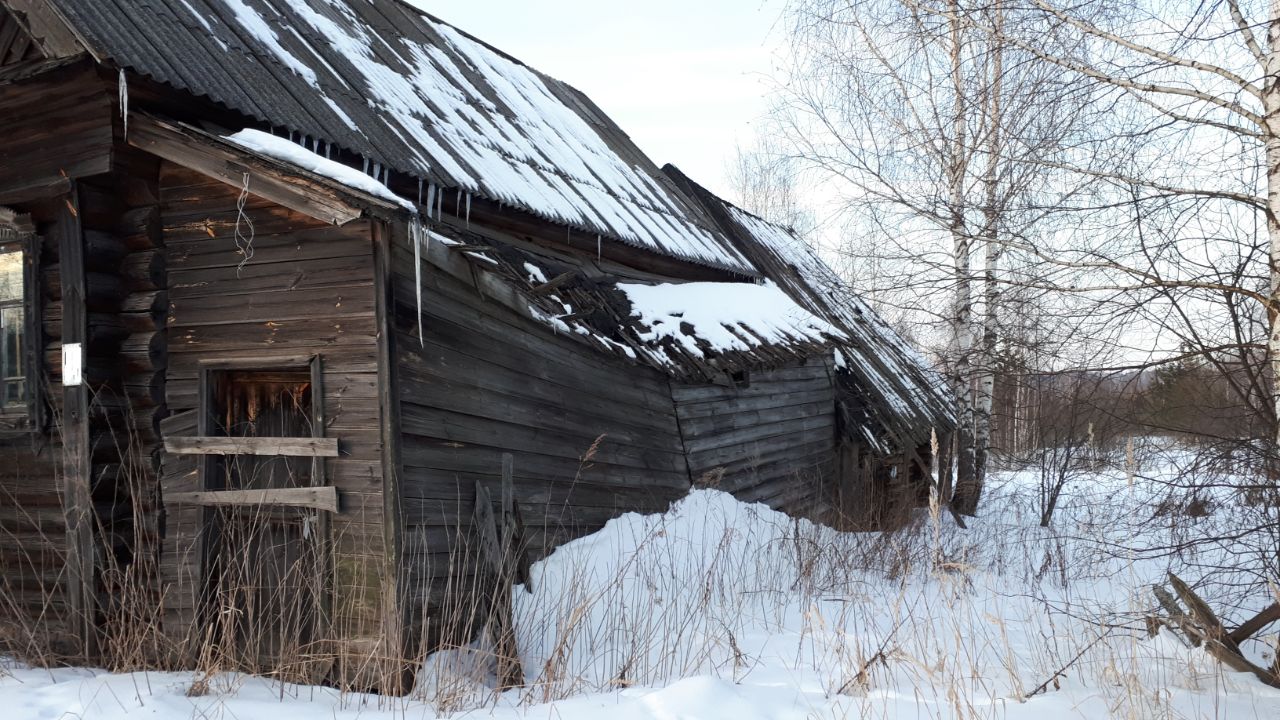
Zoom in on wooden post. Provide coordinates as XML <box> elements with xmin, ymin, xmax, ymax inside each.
<box><xmin>309</xmin><ymin>354</ymin><xmax>334</xmax><ymax>675</ymax></box>
<box><xmin>472</xmin><ymin>455</ymin><xmax>525</xmax><ymax>690</ymax></box>
<box><xmin>372</xmin><ymin>220</ymin><xmax>407</xmax><ymax>692</ymax></box>
<box><xmin>56</xmin><ymin>184</ymin><xmax>94</xmax><ymax>659</ymax></box>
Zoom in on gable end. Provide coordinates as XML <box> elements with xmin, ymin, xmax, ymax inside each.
<box><xmin>0</xmin><ymin>4</ymin><xmax>45</xmax><ymax>67</ymax></box>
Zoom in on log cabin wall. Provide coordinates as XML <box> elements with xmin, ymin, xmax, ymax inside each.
<box><xmin>155</xmin><ymin>163</ymin><xmax>391</xmax><ymax>677</ymax></box>
<box><xmin>389</xmin><ymin>236</ymin><xmax>692</xmax><ymax>651</ymax></box>
<box><xmin>0</xmin><ymin>62</ymin><xmax>113</xmax><ymax>658</ymax></box>
<box><xmin>0</xmin><ymin>198</ymin><xmax>71</xmax><ymax>656</ymax></box>
<box><xmin>671</xmin><ymin>361</ymin><xmax>838</xmax><ymax>518</ymax></box>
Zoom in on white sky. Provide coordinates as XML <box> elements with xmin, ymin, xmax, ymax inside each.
<box><xmin>406</xmin><ymin>1</ymin><xmax>788</xmax><ymax>199</ymax></box>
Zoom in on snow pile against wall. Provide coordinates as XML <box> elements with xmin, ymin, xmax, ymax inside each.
<box><xmin>504</xmin><ymin>451</ymin><xmax>1280</xmax><ymax>715</ymax></box>
<box><xmin>3</xmin><ymin>446</ymin><xmax>1279</xmax><ymax>717</ymax></box>
<box><xmin>52</xmin><ymin>0</ymin><xmax>756</xmax><ymax>274</ymax></box>
<box><xmin>225</xmin><ymin>129</ymin><xmax>415</xmax><ymax>209</ymax></box>
<box><xmin>618</xmin><ymin>280</ymin><xmax>842</xmax><ymax>357</ymax></box>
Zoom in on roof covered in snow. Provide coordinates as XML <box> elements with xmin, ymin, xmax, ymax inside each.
<box><xmin>662</xmin><ymin>166</ymin><xmax>955</xmax><ymax>449</ymax></box>
<box><xmin>421</xmin><ymin>225</ymin><xmax>844</xmax><ymax>379</ymax></box>
<box><xmin>48</xmin><ymin>0</ymin><xmax>757</xmax><ymax>275</ymax></box>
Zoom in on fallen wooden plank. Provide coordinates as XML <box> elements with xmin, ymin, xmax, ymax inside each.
<box><xmin>165</xmin><ymin>486</ymin><xmax>339</xmax><ymax>512</ymax></box>
<box><xmin>164</xmin><ymin>436</ymin><xmax>339</xmax><ymax>457</ymax></box>
<box><xmin>1228</xmin><ymin>603</ymin><xmax>1280</xmax><ymax>646</ymax></box>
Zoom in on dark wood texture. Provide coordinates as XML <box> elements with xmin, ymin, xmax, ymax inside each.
<box><xmin>154</xmin><ymin>163</ymin><xmax>388</xmax><ymax>672</ymax></box>
<box><xmin>672</xmin><ymin>362</ymin><xmax>838</xmax><ymax>518</ymax></box>
<box><xmin>0</xmin><ymin>192</ymin><xmax>74</xmax><ymax>658</ymax></box>
<box><xmin>390</xmin><ymin>224</ymin><xmax>691</xmax><ymax>650</ymax></box>
<box><xmin>56</xmin><ymin>183</ymin><xmax>93</xmax><ymax>658</ymax></box>
<box><xmin>0</xmin><ymin>63</ymin><xmax>112</xmax><ymax>202</ymax></box>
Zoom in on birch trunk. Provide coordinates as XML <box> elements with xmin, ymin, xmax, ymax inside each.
<box><xmin>946</xmin><ymin>2</ymin><xmax>980</xmax><ymax>514</ymax></box>
<box><xmin>1266</xmin><ymin>1</ymin><xmax>1280</xmax><ymax>478</ymax></box>
<box><xmin>973</xmin><ymin>1</ymin><xmax>1003</xmax><ymax>494</ymax></box>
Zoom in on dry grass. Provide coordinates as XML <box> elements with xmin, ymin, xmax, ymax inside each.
<box><xmin>1</xmin><ymin>436</ymin><xmax>1275</xmax><ymax>719</ymax></box>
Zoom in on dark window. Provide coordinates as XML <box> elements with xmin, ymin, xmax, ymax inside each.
<box><xmin>730</xmin><ymin>370</ymin><xmax>751</xmax><ymax>389</ymax></box>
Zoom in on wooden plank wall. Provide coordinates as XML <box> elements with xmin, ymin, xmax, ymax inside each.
<box><xmin>0</xmin><ymin>64</ymin><xmax>111</xmax><ymax>202</ymax></box>
<box><xmin>389</xmin><ymin>239</ymin><xmax>692</xmax><ymax>651</ymax></box>
<box><xmin>672</xmin><ymin>362</ymin><xmax>838</xmax><ymax>518</ymax></box>
<box><xmin>155</xmin><ymin>163</ymin><xmax>389</xmax><ymax>671</ymax></box>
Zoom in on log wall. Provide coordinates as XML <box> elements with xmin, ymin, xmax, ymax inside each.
<box><xmin>0</xmin><ymin>64</ymin><xmax>113</xmax><ymax>659</ymax></box>
<box><xmin>0</xmin><ymin>197</ymin><xmax>71</xmax><ymax>656</ymax></box>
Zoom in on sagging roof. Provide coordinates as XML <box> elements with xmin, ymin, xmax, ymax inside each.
<box><xmin>46</xmin><ymin>0</ymin><xmax>757</xmax><ymax>275</ymax></box>
<box><xmin>663</xmin><ymin>166</ymin><xmax>956</xmax><ymax>447</ymax></box>
<box><xmin>421</xmin><ymin>225</ymin><xmax>844</xmax><ymax>380</ymax></box>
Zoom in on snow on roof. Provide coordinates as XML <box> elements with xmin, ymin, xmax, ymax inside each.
<box><xmin>618</xmin><ymin>281</ymin><xmax>842</xmax><ymax>358</ymax></box>
<box><xmin>225</xmin><ymin>129</ymin><xmax>415</xmax><ymax>209</ymax></box>
<box><xmin>52</xmin><ymin>0</ymin><xmax>756</xmax><ymax>275</ymax></box>
<box><xmin>720</xmin><ymin>203</ymin><xmax>955</xmax><ymax>435</ymax></box>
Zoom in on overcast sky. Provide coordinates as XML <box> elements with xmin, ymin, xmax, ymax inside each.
<box><xmin>407</xmin><ymin>1</ymin><xmax>788</xmax><ymax>200</ymax></box>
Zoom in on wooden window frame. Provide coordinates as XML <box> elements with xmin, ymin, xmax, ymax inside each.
<box><xmin>0</xmin><ymin>207</ymin><xmax>41</xmax><ymax>437</ymax></box>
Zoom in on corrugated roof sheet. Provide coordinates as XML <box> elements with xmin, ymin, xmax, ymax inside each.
<box><xmin>49</xmin><ymin>0</ymin><xmax>756</xmax><ymax>275</ymax></box>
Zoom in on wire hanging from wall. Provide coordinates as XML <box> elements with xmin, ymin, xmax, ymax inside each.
<box><xmin>234</xmin><ymin>172</ymin><xmax>255</xmax><ymax>277</ymax></box>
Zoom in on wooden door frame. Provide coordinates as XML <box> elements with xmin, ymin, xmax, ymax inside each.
<box><xmin>192</xmin><ymin>354</ymin><xmax>334</xmax><ymax>660</ymax></box>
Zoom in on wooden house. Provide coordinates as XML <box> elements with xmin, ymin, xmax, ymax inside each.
<box><xmin>0</xmin><ymin>0</ymin><xmax>952</xmax><ymax>689</ymax></box>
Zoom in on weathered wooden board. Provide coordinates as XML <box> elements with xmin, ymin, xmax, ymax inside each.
<box><xmin>673</xmin><ymin>362</ymin><xmax>838</xmax><ymax>518</ymax></box>
<box><xmin>164</xmin><ymin>436</ymin><xmax>339</xmax><ymax>457</ymax></box>
<box><xmin>165</xmin><ymin>486</ymin><xmax>339</xmax><ymax>512</ymax></box>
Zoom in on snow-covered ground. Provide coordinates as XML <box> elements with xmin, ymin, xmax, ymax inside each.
<box><xmin>5</xmin><ymin>444</ymin><xmax>1279</xmax><ymax>719</ymax></box>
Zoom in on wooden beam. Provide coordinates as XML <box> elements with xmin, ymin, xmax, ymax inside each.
<box><xmin>3</xmin><ymin>0</ymin><xmax>89</xmax><ymax>59</ymax></box>
<box><xmin>165</xmin><ymin>486</ymin><xmax>339</xmax><ymax>513</ymax></box>
<box><xmin>55</xmin><ymin>182</ymin><xmax>94</xmax><ymax>659</ymax></box>
<box><xmin>164</xmin><ymin>436</ymin><xmax>339</xmax><ymax>457</ymax></box>
<box><xmin>1228</xmin><ymin>603</ymin><xmax>1280</xmax><ymax>646</ymax></box>
<box><xmin>126</xmin><ymin>113</ymin><xmax>393</xmax><ymax>226</ymax></box>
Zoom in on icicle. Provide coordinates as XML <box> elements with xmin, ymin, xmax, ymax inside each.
<box><xmin>455</xmin><ymin>189</ymin><xmax>461</xmax><ymax>217</ymax></box>
<box><xmin>465</xmin><ymin>193</ymin><xmax>471</xmax><ymax>228</ymax></box>
<box><xmin>117</xmin><ymin>69</ymin><xmax>128</xmax><ymax>141</ymax></box>
<box><xmin>436</xmin><ymin>189</ymin><xmax>442</xmax><ymax>221</ymax></box>
<box><xmin>597</xmin><ymin>234</ymin><xmax>601</xmax><ymax>262</ymax></box>
<box><xmin>417</xmin><ymin>178</ymin><xmax>424</xmax><ymax>206</ymax></box>
<box><xmin>410</xmin><ymin>216</ymin><xmax>428</xmax><ymax>347</ymax></box>
<box><xmin>362</xmin><ymin>157</ymin><xmax>370</xmax><ymax>175</ymax></box>
<box><xmin>425</xmin><ymin>183</ymin><xmax>436</xmax><ymax>221</ymax></box>
<box><xmin>372</xmin><ymin>161</ymin><xmax>382</xmax><ymax>180</ymax></box>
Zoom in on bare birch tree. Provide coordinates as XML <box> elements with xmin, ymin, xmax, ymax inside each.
<box><xmin>957</xmin><ymin>1</ymin><xmax>1280</xmax><ymax>456</ymax></box>
<box><xmin>775</xmin><ymin>0</ymin><xmax>1090</xmax><ymax>513</ymax></box>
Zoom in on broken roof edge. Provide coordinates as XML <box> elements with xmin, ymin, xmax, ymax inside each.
<box><xmin>420</xmin><ymin>223</ymin><xmax>848</xmax><ymax>382</ymax></box>
<box><xmin>661</xmin><ymin>164</ymin><xmax>957</xmax><ymax>439</ymax></box>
